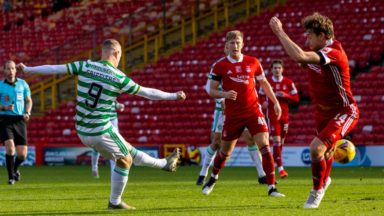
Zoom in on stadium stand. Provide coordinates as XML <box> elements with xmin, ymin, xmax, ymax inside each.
<box><xmin>7</xmin><ymin>0</ymin><xmax>384</xmax><ymax>147</ymax></box>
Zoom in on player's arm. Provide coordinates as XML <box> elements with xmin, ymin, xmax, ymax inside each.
<box><xmin>206</xmin><ymin>78</ymin><xmax>237</xmax><ymax>100</ymax></box>
<box><xmin>23</xmin><ymin>95</ymin><xmax>32</xmax><ymax>121</ymax></box>
<box><xmin>115</xmin><ymin>101</ymin><xmax>125</xmax><ymax>112</ymax></box>
<box><xmin>269</xmin><ymin>17</ymin><xmax>321</xmax><ymax>64</ymax></box>
<box><xmin>17</xmin><ymin>63</ymin><xmax>68</xmax><ymax>74</ymax></box>
<box><xmin>136</xmin><ymin>86</ymin><xmax>186</xmax><ymax>101</ymax></box>
<box><xmin>258</xmin><ymin>87</ymin><xmax>268</xmax><ymax>110</ymax></box>
<box><xmin>259</xmin><ymin>78</ymin><xmax>281</xmax><ymax>119</ymax></box>
<box><xmin>275</xmin><ymin>82</ymin><xmax>299</xmax><ymax>103</ymax></box>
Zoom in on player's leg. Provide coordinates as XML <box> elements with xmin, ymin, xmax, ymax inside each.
<box><xmin>241</xmin><ymin>129</ymin><xmax>266</xmax><ymax>183</ymax></box>
<box><xmin>4</xmin><ymin>139</ymin><xmax>16</xmax><ymax>185</ymax></box>
<box><xmin>303</xmin><ymin>137</ymin><xmax>327</xmax><ymax>208</ymax></box>
<box><xmin>91</xmin><ymin>150</ymin><xmax>100</xmax><ymax>178</ymax></box>
<box><xmin>253</xmin><ymin>132</ymin><xmax>284</xmax><ymax>197</ymax></box>
<box><xmin>131</xmin><ymin>146</ymin><xmax>179</xmax><ymax>171</ymax></box>
<box><xmin>14</xmin><ymin>145</ymin><xmax>27</xmax><ymax>181</ymax></box>
<box><xmin>270</xmin><ymin>119</ymin><xmax>288</xmax><ymax>178</ymax></box>
<box><xmin>110</xmin><ymin>117</ymin><xmax>179</xmax><ymax>171</ymax></box>
<box><xmin>197</xmin><ymin>109</ymin><xmax>223</xmax><ymax>185</ymax></box>
<box><xmin>197</xmin><ymin>131</ymin><xmax>221</xmax><ymax>185</ymax></box>
<box><xmin>13</xmin><ymin>120</ymin><xmax>28</xmax><ymax>182</ymax></box>
<box><xmin>78</xmin><ymin>128</ymin><xmax>135</xmax><ymax>210</ymax></box>
<box><xmin>202</xmin><ymin>139</ymin><xmax>237</xmax><ymax>195</ymax></box>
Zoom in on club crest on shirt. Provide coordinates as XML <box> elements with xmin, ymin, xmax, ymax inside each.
<box><xmin>235</xmin><ymin>66</ymin><xmax>242</xmax><ymax>73</ymax></box>
<box><xmin>245</xmin><ymin>66</ymin><xmax>252</xmax><ymax>73</ymax></box>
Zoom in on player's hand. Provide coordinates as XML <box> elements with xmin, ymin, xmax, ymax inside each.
<box><xmin>269</xmin><ymin>16</ymin><xmax>283</xmax><ymax>34</ymax></box>
<box><xmin>16</xmin><ymin>63</ymin><xmax>27</xmax><ymax>72</ymax></box>
<box><xmin>176</xmin><ymin>91</ymin><xmax>186</xmax><ymax>101</ymax></box>
<box><xmin>273</xmin><ymin>103</ymin><xmax>282</xmax><ymax>120</ymax></box>
<box><xmin>275</xmin><ymin>91</ymin><xmax>286</xmax><ymax>98</ymax></box>
<box><xmin>23</xmin><ymin>113</ymin><xmax>30</xmax><ymax>122</ymax></box>
<box><xmin>5</xmin><ymin>104</ymin><xmax>14</xmax><ymax>111</ymax></box>
<box><xmin>224</xmin><ymin>90</ymin><xmax>237</xmax><ymax>100</ymax></box>
<box><xmin>116</xmin><ymin>102</ymin><xmax>125</xmax><ymax>112</ymax></box>
<box><xmin>262</xmin><ymin>101</ymin><xmax>268</xmax><ymax>110</ymax></box>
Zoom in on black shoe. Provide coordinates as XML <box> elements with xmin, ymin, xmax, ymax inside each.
<box><xmin>8</xmin><ymin>179</ymin><xmax>15</xmax><ymax>185</ymax></box>
<box><xmin>14</xmin><ymin>170</ymin><xmax>21</xmax><ymax>181</ymax></box>
<box><xmin>268</xmin><ymin>187</ymin><xmax>285</xmax><ymax>197</ymax></box>
<box><xmin>196</xmin><ymin>175</ymin><xmax>206</xmax><ymax>185</ymax></box>
<box><xmin>108</xmin><ymin>201</ymin><xmax>136</xmax><ymax>210</ymax></box>
<box><xmin>202</xmin><ymin>176</ymin><xmax>217</xmax><ymax>195</ymax></box>
<box><xmin>258</xmin><ymin>176</ymin><xmax>267</xmax><ymax>184</ymax></box>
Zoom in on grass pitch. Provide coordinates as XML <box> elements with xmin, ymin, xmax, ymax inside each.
<box><xmin>0</xmin><ymin>166</ymin><xmax>383</xmax><ymax>215</ymax></box>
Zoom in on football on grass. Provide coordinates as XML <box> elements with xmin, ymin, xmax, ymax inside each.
<box><xmin>334</xmin><ymin>139</ymin><xmax>356</xmax><ymax>164</ymax></box>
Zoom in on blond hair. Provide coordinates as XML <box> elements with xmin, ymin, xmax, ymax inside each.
<box><xmin>302</xmin><ymin>12</ymin><xmax>334</xmax><ymax>39</ymax></box>
<box><xmin>225</xmin><ymin>30</ymin><xmax>244</xmax><ymax>43</ymax></box>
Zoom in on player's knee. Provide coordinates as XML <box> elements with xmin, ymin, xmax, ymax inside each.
<box><xmin>116</xmin><ymin>156</ymin><xmax>132</xmax><ymax>168</ymax></box>
<box><xmin>310</xmin><ymin>141</ymin><xmax>327</xmax><ymax>161</ymax></box>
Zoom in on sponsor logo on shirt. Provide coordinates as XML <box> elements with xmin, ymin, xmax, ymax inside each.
<box><xmin>227</xmin><ymin>70</ymin><xmax>233</xmax><ymax>74</ymax></box>
<box><xmin>229</xmin><ymin>75</ymin><xmax>249</xmax><ymax>84</ymax></box>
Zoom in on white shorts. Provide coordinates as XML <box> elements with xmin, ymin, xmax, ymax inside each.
<box><xmin>211</xmin><ymin>109</ymin><xmax>224</xmax><ymax>133</ymax></box>
<box><xmin>78</xmin><ymin>127</ymin><xmax>131</xmax><ymax>161</ymax></box>
<box><xmin>110</xmin><ymin>118</ymin><xmax>118</xmax><ymax>131</ymax></box>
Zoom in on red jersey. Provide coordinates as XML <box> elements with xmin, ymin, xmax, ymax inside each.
<box><xmin>259</xmin><ymin>76</ymin><xmax>299</xmax><ymax>121</ymax></box>
<box><xmin>306</xmin><ymin>39</ymin><xmax>356</xmax><ymax>113</ymax></box>
<box><xmin>209</xmin><ymin>54</ymin><xmax>265</xmax><ymax>119</ymax></box>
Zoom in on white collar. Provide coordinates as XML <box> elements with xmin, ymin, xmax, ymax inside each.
<box><xmin>325</xmin><ymin>39</ymin><xmax>334</xmax><ymax>47</ymax></box>
<box><xmin>227</xmin><ymin>54</ymin><xmax>243</xmax><ymax>63</ymax></box>
<box><xmin>272</xmin><ymin>75</ymin><xmax>283</xmax><ymax>82</ymax></box>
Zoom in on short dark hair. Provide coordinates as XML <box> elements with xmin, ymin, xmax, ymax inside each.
<box><xmin>302</xmin><ymin>12</ymin><xmax>334</xmax><ymax>39</ymax></box>
<box><xmin>270</xmin><ymin>59</ymin><xmax>284</xmax><ymax>68</ymax></box>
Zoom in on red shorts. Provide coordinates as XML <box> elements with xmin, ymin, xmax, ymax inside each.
<box><xmin>316</xmin><ymin>104</ymin><xmax>359</xmax><ymax>148</ymax></box>
<box><xmin>222</xmin><ymin>111</ymin><xmax>268</xmax><ymax>141</ymax></box>
<box><xmin>268</xmin><ymin>117</ymin><xmax>289</xmax><ymax>138</ymax></box>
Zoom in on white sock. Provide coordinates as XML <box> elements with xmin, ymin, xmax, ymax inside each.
<box><xmin>110</xmin><ymin>160</ymin><xmax>115</xmax><ymax>176</ymax></box>
<box><xmin>268</xmin><ymin>184</ymin><xmax>275</xmax><ymax>190</ymax></box>
<box><xmin>91</xmin><ymin>150</ymin><xmax>100</xmax><ymax>171</ymax></box>
<box><xmin>278</xmin><ymin>166</ymin><xmax>284</xmax><ymax>172</ymax></box>
<box><xmin>248</xmin><ymin>145</ymin><xmax>266</xmax><ymax>177</ymax></box>
<box><xmin>110</xmin><ymin>166</ymin><xmax>129</xmax><ymax>205</ymax></box>
<box><xmin>131</xmin><ymin>148</ymin><xmax>166</xmax><ymax>169</ymax></box>
<box><xmin>199</xmin><ymin>146</ymin><xmax>217</xmax><ymax>177</ymax></box>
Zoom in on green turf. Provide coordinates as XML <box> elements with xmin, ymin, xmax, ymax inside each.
<box><xmin>0</xmin><ymin>166</ymin><xmax>383</xmax><ymax>215</ymax></box>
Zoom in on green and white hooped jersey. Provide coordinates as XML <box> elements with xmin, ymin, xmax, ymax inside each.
<box><xmin>66</xmin><ymin>60</ymin><xmax>140</xmax><ymax>136</ymax></box>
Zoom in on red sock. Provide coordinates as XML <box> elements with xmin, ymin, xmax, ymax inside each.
<box><xmin>273</xmin><ymin>141</ymin><xmax>282</xmax><ymax>167</ymax></box>
<box><xmin>324</xmin><ymin>155</ymin><xmax>334</xmax><ymax>181</ymax></box>
<box><xmin>311</xmin><ymin>157</ymin><xmax>326</xmax><ymax>190</ymax></box>
<box><xmin>212</xmin><ymin>151</ymin><xmax>229</xmax><ymax>176</ymax></box>
<box><xmin>260</xmin><ymin>145</ymin><xmax>275</xmax><ymax>185</ymax></box>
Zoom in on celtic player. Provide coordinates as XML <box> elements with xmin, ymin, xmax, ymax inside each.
<box><xmin>18</xmin><ymin>39</ymin><xmax>186</xmax><ymax>210</ymax></box>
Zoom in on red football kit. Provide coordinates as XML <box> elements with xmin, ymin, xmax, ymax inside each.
<box><xmin>308</xmin><ymin>39</ymin><xmax>359</xmax><ymax>148</ymax></box>
<box><xmin>259</xmin><ymin>76</ymin><xmax>299</xmax><ymax>137</ymax></box>
<box><xmin>209</xmin><ymin>54</ymin><xmax>268</xmax><ymax>141</ymax></box>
